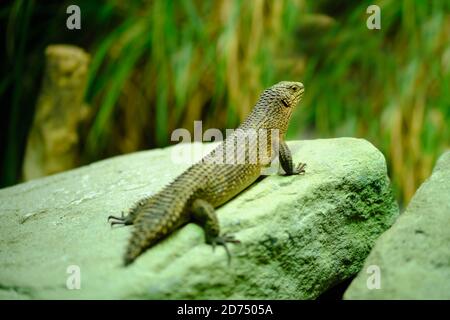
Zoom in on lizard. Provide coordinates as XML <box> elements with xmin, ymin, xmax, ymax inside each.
<box><xmin>108</xmin><ymin>81</ymin><xmax>306</xmax><ymax>266</ymax></box>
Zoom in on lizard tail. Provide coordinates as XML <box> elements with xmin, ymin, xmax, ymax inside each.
<box><xmin>123</xmin><ymin>168</ymin><xmax>203</xmax><ymax>266</ymax></box>
<box><xmin>123</xmin><ymin>206</ymin><xmax>181</xmax><ymax>266</ymax></box>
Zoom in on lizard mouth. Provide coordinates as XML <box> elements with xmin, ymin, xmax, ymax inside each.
<box><xmin>282</xmin><ymin>87</ymin><xmax>304</xmax><ymax>107</ymax></box>
<box><xmin>296</xmin><ymin>87</ymin><xmax>305</xmax><ymax>102</ymax></box>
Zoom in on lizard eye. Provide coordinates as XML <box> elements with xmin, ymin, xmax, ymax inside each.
<box><xmin>291</xmin><ymin>85</ymin><xmax>298</xmax><ymax>91</ymax></box>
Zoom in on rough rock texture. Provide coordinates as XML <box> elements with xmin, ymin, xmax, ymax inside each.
<box><xmin>344</xmin><ymin>151</ymin><xmax>450</xmax><ymax>300</ymax></box>
<box><xmin>0</xmin><ymin>138</ymin><xmax>398</xmax><ymax>299</ymax></box>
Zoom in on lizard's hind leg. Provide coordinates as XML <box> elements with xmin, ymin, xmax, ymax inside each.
<box><xmin>108</xmin><ymin>211</ymin><xmax>134</xmax><ymax>227</ymax></box>
<box><xmin>191</xmin><ymin>199</ymin><xmax>240</xmax><ymax>265</ymax></box>
<box><xmin>108</xmin><ymin>196</ymin><xmax>154</xmax><ymax>227</ymax></box>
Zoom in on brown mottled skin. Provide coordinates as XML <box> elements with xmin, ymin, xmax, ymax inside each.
<box><xmin>108</xmin><ymin>81</ymin><xmax>306</xmax><ymax>266</ymax></box>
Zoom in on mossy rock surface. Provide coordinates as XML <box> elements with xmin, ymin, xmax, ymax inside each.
<box><xmin>0</xmin><ymin>139</ymin><xmax>398</xmax><ymax>299</ymax></box>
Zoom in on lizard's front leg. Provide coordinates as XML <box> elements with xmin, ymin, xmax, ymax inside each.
<box><xmin>279</xmin><ymin>140</ymin><xmax>306</xmax><ymax>175</ymax></box>
<box><xmin>191</xmin><ymin>199</ymin><xmax>240</xmax><ymax>264</ymax></box>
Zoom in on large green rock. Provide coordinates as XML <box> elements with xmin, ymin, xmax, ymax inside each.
<box><xmin>0</xmin><ymin>138</ymin><xmax>398</xmax><ymax>299</ymax></box>
<box><xmin>344</xmin><ymin>151</ymin><xmax>450</xmax><ymax>300</ymax></box>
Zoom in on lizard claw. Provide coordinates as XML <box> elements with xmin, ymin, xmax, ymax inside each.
<box><xmin>221</xmin><ymin>232</ymin><xmax>241</xmax><ymax>244</ymax></box>
<box><xmin>108</xmin><ymin>212</ymin><xmax>131</xmax><ymax>228</ymax></box>
<box><xmin>294</xmin><ymin>162</ymin><xmax>307</xmax><ymax>175</ymax></box>
<box><xmin>209</xmin><ymin>233</ymin><xmax>241</xmax><ymax>265</ymax></box>
<box><xmin>108</xmin><ymin>211</ymin><xmax>125</xmax><ymax>222</ymax></box>
<box><xmin>110</xmin><ymin>221</ymin><xmax>127</xmax><ymax>228</ymax></box>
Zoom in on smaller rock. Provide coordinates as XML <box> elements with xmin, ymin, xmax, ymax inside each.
<box><xmin>344</xmin><ymin>151</ymin><xmax>450</xmax><ymax>300</ymax></box>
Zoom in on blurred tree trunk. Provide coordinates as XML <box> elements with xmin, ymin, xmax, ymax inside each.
<box><xmin>22</xmin><ymin>45</ymin><xmax>90</xmax><ymax>180</ymax></box>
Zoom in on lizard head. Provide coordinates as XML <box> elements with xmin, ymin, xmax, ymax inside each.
<box><xmin>253</xmin><ymin>81</ymin><xmax>305</xmax><ymax>134</ymax></box>
<box><xmin>270</xmin><ymin>81</ymin><xmax>304</xmax><ymax>109</ymax></box>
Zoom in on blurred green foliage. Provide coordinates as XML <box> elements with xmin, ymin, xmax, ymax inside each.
<box><xmin>1</xmin><ymin>0</ymin><xmax>449</xmax><ymax>206</ymax></box>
